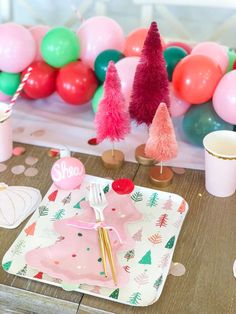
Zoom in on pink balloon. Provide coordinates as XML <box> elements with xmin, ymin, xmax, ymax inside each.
<box><xmin>116</xmin><ymin>57</ymin><xmax>139</xmax><ymax>107</ymax></box>
<box><xmin>213</xmin><ymin>70</ymin><xmax>236</xmax><ymax>124</ymax></box>
<box><xmin>77</xmin><ymin>16</ymin><xmax>125</xmax><ymax>69</ymax></box>
<box><xmin>29</xmin><ymin>25</ymin><xmax>50</xmax><ymax>61</ymax></box>
<box><xmin>51</xmin><ymin>157</ymin><xmax>85</xmax><ymax>190</ymax></box>
<box><xmin>169</xmin><ymin>84</ymin><xmax>191</xmax><ymax>117</ymax></box>
<box><xmin>191</xmin><ymin>42</ymin><xmax>228</xmax><ymax>73</ymax></box>
<box><xmin>0</xmin><ymin>91</ymin><xmax>11</xmax><ymax>102</ymax></box>
<box><xmin>0</xmin><ymin>23</ymin><xmax>36</xmax><ymax>73</ymax></box>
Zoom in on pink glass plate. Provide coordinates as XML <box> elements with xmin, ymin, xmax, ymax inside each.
<box><xmin>26</xmin><ymin>189</ymin><xmax>142</xmax><ymax>288</ymax></box>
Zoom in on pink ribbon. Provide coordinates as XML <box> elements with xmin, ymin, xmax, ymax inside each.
<box><xmin>67</xmin><ymin>220</ymin><xmax>123</xmax><ymax>244</ymax></box>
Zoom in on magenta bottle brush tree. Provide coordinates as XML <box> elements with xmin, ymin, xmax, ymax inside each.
<box><xmin>129</xmin><ymin>21</ymin><xmax>170</xmax><ymax>125</ymax></box>
<box><xmin>129</xmin><ymin>21</ymin><xmax>170</xmax><ymax>165</ymax></box>
<box><xmin>95</xmin><ymin>61</ymin><xmax>130</xmax><ymax>168</ymax></box>
<box><xmin>145</xmin><ymin>102</ymin><xmax>178</xmax><ymax>187</ymax></box>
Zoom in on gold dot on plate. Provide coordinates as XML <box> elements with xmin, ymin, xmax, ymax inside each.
<box><xmin>198</xmin><ymin>193</ymin><xmax>202</xmax><ymax>197</ymax></box>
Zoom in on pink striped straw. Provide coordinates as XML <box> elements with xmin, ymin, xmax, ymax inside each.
<box><xmin>6</xmin><ymin>66</ymin><xmax>33</xmax><ymax>114</ymax></box>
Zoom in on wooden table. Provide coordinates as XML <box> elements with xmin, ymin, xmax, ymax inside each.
<box><xmin>0</xmin><ymin>144</ymin><xmax>235</xmax><ymax>314</ymax></box>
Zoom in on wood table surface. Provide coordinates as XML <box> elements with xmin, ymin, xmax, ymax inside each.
<box><xmin>0</xmin><ymin>143</ymin><xmax>235</xmax><ymax>314</ymax></box>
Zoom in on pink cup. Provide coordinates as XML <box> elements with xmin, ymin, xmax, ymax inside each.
<box><xmin>203</xmin><ymin>130</ymin><xmax>236</xmax><ymax>197</ymax></box>
<box><xmin>0</xmin><ymin>103</ymin><xmax>12</xmax><ymax>162</ymax></box>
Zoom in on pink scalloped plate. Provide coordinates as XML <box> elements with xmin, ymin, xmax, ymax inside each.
<box><xmin>26</xmin><ymin>189</ymin><xmax>143</xmax><ymax>288</ymax></box>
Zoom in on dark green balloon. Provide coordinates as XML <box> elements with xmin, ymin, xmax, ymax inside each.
<box><xmin>94</xmin><ymin>49</ymin><xmax>124</xmax><ymax>82</ymax></box>
<box><xmin>164</xmin><ymin>46</ymin><xmax>187</xmax><ymax>81</ymax></box>
<box><xmin>0</xmin><ymin>72</ymin><xmax>20</xmax><ymax>96</ymax></box>
<box><xmin>41</xmin><ymin>27</ymin><xmax>80</xmax><ymax>68</ymax></box>
<box><xmin>183</xmin><ymin>101</ymin><xmax>233</xmax><ymax>147</ymax></box>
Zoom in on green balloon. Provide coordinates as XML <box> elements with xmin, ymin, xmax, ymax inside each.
<box><xmin>92</xmin><ymin>85</ymin><xmax>104</xmax><ymax>113</ymax></box>
<box><xmin>164</xmin><ymin>46</ymin><xmax>187</xmax><ymax>81</ymax></box>
<box><xmin>183</xmin><ymin>102</ymin><xmax>233</xmax><ymax>147</ymax></box>
<box><xmin>0</xmin><ymin>72</ymin><xmax>20</xmax><ymax>96</ymax></box>
<box><xmin>94</xmin><ymin>49</ymin><xmax>124</xmax><ymax>82</ymax></box>
<box><xmin>41</xmin><ymin>27</ymin><xmax>80</xmax><ymax>68</ymax></box>
<box><xmin>226</xmin><ymin>48</ymin><xmax>236</xmax><ymax>72</ymax></box>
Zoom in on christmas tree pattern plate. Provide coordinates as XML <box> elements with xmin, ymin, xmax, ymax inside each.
<box><xmin>2</xmin><ymin>175</ymin><xmax>188</xmax><ymax>307</ymax></box>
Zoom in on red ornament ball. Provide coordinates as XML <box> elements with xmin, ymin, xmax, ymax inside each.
<box><xmin>87</xmin><ymin>137</ymin><xmax>98</xmax><ymax>145</ymax></box>
<box><xmin>112</xmin><ymin>178</ymin><xmax>135</xmax><ymax>195</ymax></box>
<box><xmin>56</xmin><ymin>61</ymin><xmax>98</xmax><ymax>105</ymax></box>
<box><xmin>22</xmin><ymin>61</ymin><xmax>57</xmax><ymax>99</ymax></box>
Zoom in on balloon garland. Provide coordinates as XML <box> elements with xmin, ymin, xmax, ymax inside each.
<box><xmin>0</xmin><ymin>17</ymin><xmax>235</xmax><ymax>148</ymax></box>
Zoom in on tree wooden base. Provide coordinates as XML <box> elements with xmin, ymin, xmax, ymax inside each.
<box><xmin>149</xmin><ymin>166</ymin><xmax>173</xmax><ymax>188</ymax></box>
<box><xmin>135</xmin><ymin>144</ymin><xmax>156</xmax><ymax>166</ymax></box>
<box><xmin>101</xmin><ymin>149</ymin><xmax>124</xmax><ymax>169</ymax></box>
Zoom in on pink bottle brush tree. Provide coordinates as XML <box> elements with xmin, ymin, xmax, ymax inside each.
<box><xmin>129</xmin><ymin>21</ymin><xmax>170</xmax><ymax>165</ymax></box>
<box><xmin>145</xmin><ymin>102</ymin><xmax>178</xmax><ymax>187</ymax></box>
<box><xmin>95</xmin><ymin>61</ymin><xmax>130</xmax><ymax>168</ymax></box>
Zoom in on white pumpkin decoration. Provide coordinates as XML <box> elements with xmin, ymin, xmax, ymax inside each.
<box><xmin>0</xmin><ymin>183</ymin><xmax>41</xmax><ymax>229</ymax></box>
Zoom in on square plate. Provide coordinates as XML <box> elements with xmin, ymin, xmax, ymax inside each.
<box><xmin>2</xmin><ymin>175</ymin><xmax>188</xmax><ymax>306</ymax></box>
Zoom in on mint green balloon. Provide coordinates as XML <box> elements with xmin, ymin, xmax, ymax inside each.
<box><xmin>226</xmin><ymin>48</ymin><xmax>236</xmax><ymax>72</ymax></box>
<box><xmin>92</xmin><ymin>85</ymin><xmax>104</xmax><ymax>113</ymax></box>
<box><xmin>0</xmin><ymin>72</ymin><xmax>20</xmax><ymax>96</ymax></box>
<box><xmin>183</xmin><ymin>101</ymin><xmax>233</xmax><ymax>146</ymax></box>
<box><xmin>41</xmin><ymin>27</ymin><xmax>80</xmax><ymax>68</ymax></box>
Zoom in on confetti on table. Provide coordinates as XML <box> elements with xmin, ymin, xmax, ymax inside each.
<box><xmin>88</xmin><ymin>138</ymin><xmax>98</xmax><ymax>145</ymax></box>
<box><xmin>11</xmin><ymin>165</ymin><xmax>25</xmax><ymax>175</ymax></box>
<box><xmin>48</xmin><ymin>149</ymin><xmax>60</xmax><ymax>158</ymax></box>
<box><xmin>233</xmin><ymin>260</ymin><xmax>236</xmax><ymax>278</ymax></box>
<box><xmin>61</xmin><ymin>282</ymin><xmax>79</xmax><ymax>291</ymax></box>
<box><xmin>13</xmin><ymin>127</ymin><xmax>24</xmax><ymax>134</ymax></box>
<box><xmin>0</xmin><ymin>163</ymin><xmax>7</xmax><ymax>173</ymax></box>
<box><xmin>30</xmin><ymin>129</ymin><xmax>45</xmax><ymax>137</ymax></box>
<box><xmin>25</xmin><ymin>156</ymin><xmax>39</xmax><ymax>166</ymax></box>
<box><xmin>24</xmin><ymin>168</ymin><xmax>39</xmax><ymax>177</ymax></box>
<box><xmin>13</xmin><ymin>146</ymin><xmax>26</xmax><ymax>156</ymax></box>
<box><xmin>169</xmin><ymin>262</ymin><xmax>186</xmax><ymax>277</ymax></box>
<box><xmin>172</xmin><ymin>167</ymin><xmax>186</xmax><ymax>175</ymax></box>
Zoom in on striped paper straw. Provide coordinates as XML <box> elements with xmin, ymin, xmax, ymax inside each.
<box><xmin>6</xmin><ymin>66</ymin><xmax>33</xmax><ymax>114</ymax></box>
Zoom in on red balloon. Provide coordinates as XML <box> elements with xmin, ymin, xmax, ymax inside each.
<box><xmin>172</xmin><ymin>55</ymin><xmax>223</xmax><ymax>104</ymax></box>
<box><xmin>22</xmin><ymin>61</ymin><xmax>57</xmax><ymax>99</ymax></box>
<box><xmin>56</xmin><ymin>61</ymin><xmax>98</xmax><ymax>105</ymax></box>
<box><xmin>20</xmin><ymin>89</ymin><xmax>33</xmax><ymax>100</ymax></box>
<box><xmin>233</xmin><ymin>59</ymin><xmax>236</xmax><ymax>70</ymax></box>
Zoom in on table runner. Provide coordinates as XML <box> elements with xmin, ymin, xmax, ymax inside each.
<box><xmin>12</xmin><ymin>94</ymin><xmax>204</xmax><ymax>170</ymax></box>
